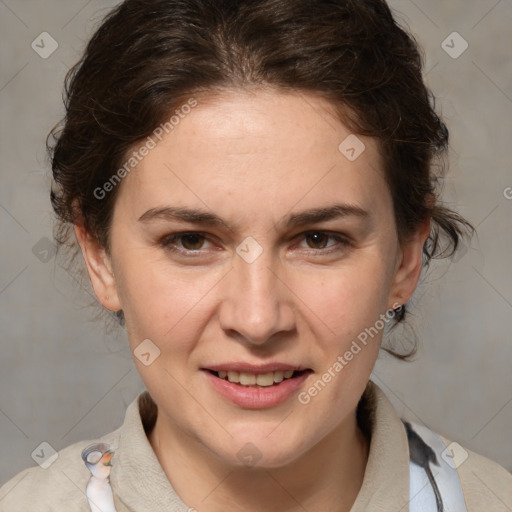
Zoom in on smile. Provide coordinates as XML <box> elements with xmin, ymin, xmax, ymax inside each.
<box><xmin>208</xmin><ymin>369</ymin><xmax>306</xmax><ymax>387</ymax></box>
<box><xmin>202</xmin><ymin>366</ymin><xmax>313</xmax><ymax>409</ymax></box>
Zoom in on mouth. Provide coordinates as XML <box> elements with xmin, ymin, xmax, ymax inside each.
<box><xmin>205</xmin><ymin>368</ymin><xmax>311</xmax><ymax>388</ymax></box>
<box><xmin>201</xmin><ymin>364</ymin><xmax>313</xmax><ymax>408</ymax></box>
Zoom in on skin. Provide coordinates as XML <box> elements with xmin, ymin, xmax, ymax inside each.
<box><xmin>76</xmin><ymin>89</ymin><xmax>430</xmax><ymax>512</ymax></box>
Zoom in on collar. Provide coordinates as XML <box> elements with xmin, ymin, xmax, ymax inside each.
<box><xmin>110</xmin><ymin>394</ymin><xmax>189</xmax><ymax>511</ymax></box>
<box><xmin>350</xmin><ymin>380</ymin><xmax>410</xmax><ymax>511</ymax></box>
<box><xmin>109</xmin><ymin>380</ymin><xmax>410</xmax><ymax>512</ymax></box>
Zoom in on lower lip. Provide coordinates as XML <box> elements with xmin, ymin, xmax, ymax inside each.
<box><xmin>203</xmin><ymin>370</ymin><xmax>311</xmax><ymax>409</ymax></box>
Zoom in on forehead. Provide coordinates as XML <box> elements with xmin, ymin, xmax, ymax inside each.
<box><xmin>116</xmin><ymin>89</ymin><xmax>391</xmax><ymax>226</ymax></box>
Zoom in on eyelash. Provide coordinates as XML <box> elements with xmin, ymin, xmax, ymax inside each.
<box><xmin>159</xmin><ymin>231</ymin><xmax>352</xmax><ymax>257</ymax></box>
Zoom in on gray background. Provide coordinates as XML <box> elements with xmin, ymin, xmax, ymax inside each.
<box><xmin>1</xmin><ymin>0</ymin><xmax>511</xmax><ymax>487</ymax></box>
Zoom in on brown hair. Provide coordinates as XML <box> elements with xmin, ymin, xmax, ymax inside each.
<box><xmin>48</xmin><ymin>0</ymin><xmax>474</xmax><ymax>358</ymax></box>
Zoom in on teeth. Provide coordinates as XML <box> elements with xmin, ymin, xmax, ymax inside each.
<box><xmin>227</xmin><ymin>371</ymin><xmax>240</xmax><ymax>383</ymax></box>
<box><xmin>273</xmin><ymin>371</ymin><xmax>284</xmax><ymax>383</ymax></box>
<box><xmin>255</xmin><ymin>372</ymin><xmax>274</xmax><ymax>386</ymax></box>
<box><xmin>216</xmin><ymin>370</ymin><xmax>298</xmax><ymax>386</ymax></box>
<box><xmin>239</xmin><ymin>372</ymin><xmax>256</xmax><ymax>385</ymax></box>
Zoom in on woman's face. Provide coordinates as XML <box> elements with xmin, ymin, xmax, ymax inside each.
<box><xmin>80</xmin><ymin>89</ymin><xmax>427</xmax><ymax>468</ymax></box>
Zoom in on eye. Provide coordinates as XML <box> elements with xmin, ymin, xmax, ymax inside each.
<box><xmin>296</xmin><ymin>231</ymin><xmax>351</xmax><ymax>253</ymax></box>
<box><xmin>160</xmin><ymin>232</ymin><xmax>212</xmax><ymax>253</ymax></box>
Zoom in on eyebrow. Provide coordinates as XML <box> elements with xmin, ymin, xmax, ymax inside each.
<box><xmin>138</xmin><ymin>203</ymin><xmax>370</xmax><ymax>231</ymax></box>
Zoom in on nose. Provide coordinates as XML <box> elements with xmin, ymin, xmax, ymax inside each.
<box><xmin>218</xmin><ymin>250</ymin><xmax>296</xmax><ymax>346</ymax></box>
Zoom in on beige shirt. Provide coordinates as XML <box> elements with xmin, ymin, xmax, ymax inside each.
<box><xmin>1</xmin><ymin>380</ymin><xmax>510</xmax><ymax>511</ymax></box>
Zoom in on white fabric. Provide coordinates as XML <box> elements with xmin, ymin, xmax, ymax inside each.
<box><xmin>408</xmin><ymin>421</ymin><xmax>468</xmax><ymax>512</ymax></box>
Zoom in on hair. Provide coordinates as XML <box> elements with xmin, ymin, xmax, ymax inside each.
<box><xmin>48</xmin><ymin>0</ymin><xmax>474</xmax><ymax>359</ymax></box>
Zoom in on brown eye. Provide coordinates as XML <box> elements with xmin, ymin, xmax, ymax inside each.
<box><xmin>179</xmin><ymin>233</ymin><xmax>205</xmax><ymax>250</ymax></box>
<box><xmin>305</xmin><ymin>232</ymin><xmax>330</xmax><ymax>249</ymax></box>
<box><xmin>161</xmin><ymin>232</ymin><xmax>211</xmax><ymax>253</ymax></box>
<box><xmin>296</xmin><ymin>231</ymin><xmax>351</xmax><ymax>255</ymax></box>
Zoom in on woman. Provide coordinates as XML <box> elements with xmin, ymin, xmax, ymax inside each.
<box><xmin>0</xmin><ymin>0</ymin><xmax>510</xmax><ymax>511</ymax></box>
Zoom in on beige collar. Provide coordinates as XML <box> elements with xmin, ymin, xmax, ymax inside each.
<box><xmin>350</xmin><ymin>380</ymin><xmax>410</xmax><ymax>511</ymax></box>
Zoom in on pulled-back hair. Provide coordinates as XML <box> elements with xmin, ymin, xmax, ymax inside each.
<box><xmin>48</xmin><ymin>0</ymin><xmax>474</xmax><ymax>358</ymax></box>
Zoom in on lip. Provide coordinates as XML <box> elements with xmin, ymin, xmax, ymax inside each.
<box><xmin>202</xmin><ymin>368</ymin><xmax>312</xmax><ymax>409</ymax></box>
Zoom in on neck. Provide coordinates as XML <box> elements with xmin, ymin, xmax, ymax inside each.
<box><xmin>148</xmin><ymin>408</ymin><xmax>369</xmax><ymax>512</ymax></box>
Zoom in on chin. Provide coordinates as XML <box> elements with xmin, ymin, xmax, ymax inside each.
<box><xmin>208</xmin><ymin>429</ymin><xmax>311</xmax><ymax>470</ymax></box>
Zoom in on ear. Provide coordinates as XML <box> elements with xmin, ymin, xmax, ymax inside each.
<box><xmin>387</xmin><ymin>218</ymin><xmax>430</xmax><ymax>310</ymax></box>
<box><xmin>74</xmin><ymin>225</ymin><xmax>122</xmax><ymax>312</ymax></box>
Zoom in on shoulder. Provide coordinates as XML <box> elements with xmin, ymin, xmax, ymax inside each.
<box><xmin>438</xmin><ymin>434</ymin><xmax>512</xmax><ymax>511</ymax></box>
<box><xmin>0</xmin><ymin>428</ymin><xmax>121</xmax><ymax>512</ymax></box>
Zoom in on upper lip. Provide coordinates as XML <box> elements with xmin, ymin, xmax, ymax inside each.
<box><xmin>203</xmin><ymin>363</ymin><xmax>310</xmax><ymax>374</ymax></box>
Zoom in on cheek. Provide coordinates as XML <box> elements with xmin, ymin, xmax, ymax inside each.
<box><xmin>115</xmin><ymin>250</ymin><xmax>227</xmax><ymax>346</ymax></box>
<box><xmin>291</xmin><ymin>256</ymin><xmax>393</xmax><ymax>342</ymax></box>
